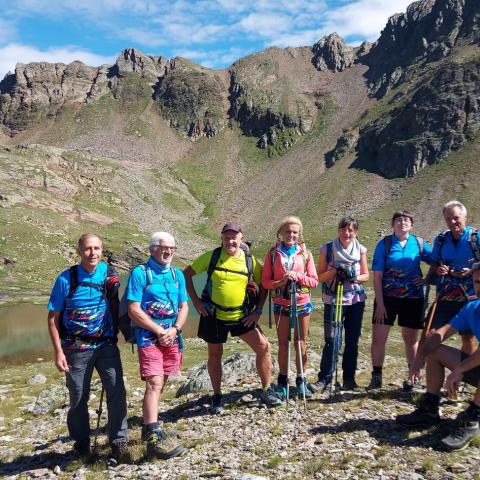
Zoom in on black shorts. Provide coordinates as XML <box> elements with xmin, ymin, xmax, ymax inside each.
<box><xmin>430</xmin><ymin>300</ymin><xmax>466</xmax><ymax>330</ymax></box>
<box><xmin>372</xmin><ymin>296</ymin><xmax>424</xmax><ymax>329</ymax></box>
<box><xmin>198</xmin><ymin>314</ymin><xmax>255</xmax><ymax>344</ymax></box>
<box><xmin>460</xmin><ymin>352</ymin><xmax>480</xmax><ymax>388</ymax></box>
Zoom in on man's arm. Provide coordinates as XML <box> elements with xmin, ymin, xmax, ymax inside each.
<box><xmin>409</xmin><ymin>324</ymin><xmax>457</xmax><ymax>381</ymax></box>
<box><xmin>446</xmin><ymin>348</ymin><xmax>480</xmax><ymax>397</ymax></box>
<box><xmin>128</xmin><ymin>302</ymin><xmax>166</xmax><ymax>337</ymax></box>
<box><xmin>183</xmin><ymin>266</ymin><xmax>208</xmax><ymax>316</ymax></box>
<box><xmin>158</xmin><ymin>301</ymin><xmax>189</xmax><ymax>346</ymax></box>
<box><xmin>47</xmin><ymin>310</ymin><xmax>69</xmax><ymax>373</ymax></box>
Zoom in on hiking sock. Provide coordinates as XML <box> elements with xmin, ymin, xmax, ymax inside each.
<box><xmin>146</xmin><ymin>422</ymin><xmax>161</xmax><ymax>433</ymax></box>
<box><xmin>277</xmin><ymin>373</ymin><xmax>288</xmax><ymax>386</ymax></box>
<box><xmin>372</xmin><ymin>366</ymin><xmax>383</xmax><ymax>375</ymax></box>
<box><xmin>295</xmin><ymin>375</ymin><xmax>305</xmax><ymax>386</ymax></box>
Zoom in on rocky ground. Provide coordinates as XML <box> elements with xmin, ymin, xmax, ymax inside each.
<box><xmin>1</xmin><ymin>316</ymin><xmax>479</xmax><ymax>480</ymax></box>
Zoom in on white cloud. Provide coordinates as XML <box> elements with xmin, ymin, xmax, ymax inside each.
<box><xmin>321</xmin><ymin>0</ymin><xmax>414</xmax><ymax>41</ymax></box>
<box><xmin>237</xmin><ymin>13</ymin><xmax>292</xmax><ymax>37</ymax></box>
<box><xmin>0</xmin><ymin>43</ymin><xmax>115</xmax><ymax>80</ymax></box>
<box><xmin>0</xmin><ymin>18</ymin><xmax>17</xmax><ymax>43</ymax></box>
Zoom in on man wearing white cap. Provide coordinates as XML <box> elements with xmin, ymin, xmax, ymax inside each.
<box><xmin>184</xmin><ymin>222</ymin><xmax>281</xmax><ymax>413</ymax></box>
<box><xmin>126</xmin><ymin>232</ymin><xmax>188</xmax><ymax>459</ymax></box>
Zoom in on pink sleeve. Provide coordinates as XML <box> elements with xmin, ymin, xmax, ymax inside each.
<box><xmin>297</xmin><ymin>252</ymin><xmax>319</xmax><ymax>288</ymax></box>
<box><xmin>261</xmin><ymin>251</ymin><xmax>276</xmax><ymax>290</ymax></box>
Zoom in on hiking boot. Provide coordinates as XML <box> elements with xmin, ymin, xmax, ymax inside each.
<box><xmin>296</xmin><ymin>379</ymin><xmax>313</xmax><ymax>399</ymax></box>
<box><xmin>275</xmin><ymin>384</ymin><xmax>288</xmax><ymax>401</ymax></box>
<box><xmin>209</xmin><ymin>393</ymin><xmax>223</xmax><ymax>414</ymax></box>
<box><xmin>396</xmin><ymin>393</ymin><xmax>440</xmax><ymax>428</ymax></box>
<box><xmin>146</xmin><ymin>428</ymin><xmax>184</xmax><ymax>460</ymax></box>
<box><xmin>73</xmin><ymin>438</ymin><xmax>90</xmax><ymax>457</ymax></box>
<box><xmin>259</xmin><ymin>386</ymin><xmax>282</xmax><ymax>407</ymax></box>
<box><xmin>342</xmin><ymin>379</ymin><xmax>359</xmax><ymax>391</ymax></box>
<box><xmin>366</xmin><ymin>373</ymin><xmax>382</xmax><ymax>390</ymax></box>
<box><xmin>111</xmin><ymin>442</ymin><xmax>132</xmax><ymax>464</ymax></box>
<box><xmin>309</xmin><ymin>379</ymin><xmax>328</xmax><ymax>393</ymax></box>
<box><xmin>441</xmin><ymin>404</ymin><xmax>480</xmax><ymax>451</ymax></box>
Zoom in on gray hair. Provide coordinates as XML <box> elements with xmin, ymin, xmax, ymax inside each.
<box><xmin>149</xmin><ymin>231</ymin><xmax>175</xmax><ymax>247</ymax></box>
<box><xmin>443</xmin><ymin>200</ymin><xmax>467</xmax><ymax>217</ymax></box>
<box><xmin>77</xmin><ymin>233</ymin><xmax>102</xmax><ymax>253</ymax></box>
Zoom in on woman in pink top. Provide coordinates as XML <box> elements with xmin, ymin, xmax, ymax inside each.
<box><xmin>262</xmin><ymin>216</ymin><xmax>319</xmax><ymax>399</ymax></box>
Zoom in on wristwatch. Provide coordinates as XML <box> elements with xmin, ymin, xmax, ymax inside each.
<box><xmin>173</xmin><ymin>324</ymin><xmax>182</xmax><ymax>335</ymax></box>
<box><xmin>254</xmin><ymin>307</ymin><xmax>263</xmax><ymax>315</ymax></box>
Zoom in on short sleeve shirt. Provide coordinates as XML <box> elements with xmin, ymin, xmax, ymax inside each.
<box><xmin>431</xmin><ymin>226</ymin><xmax>479</xmax><ymax>302</ymax></box>
<box><xmin>191</xmin><ymin>248</ymin><xmax>262</xmax><ymax>321</ymax></box>
<box><xmin>372</xmin><ymin>234</ymin><xmax>432</xmax><ymax>298</ymax></box>
<box><xmin>450</xmin><ymin>299</ymin><xmax>480</xmax><ymax>339</ymax></box>
<box><xmin>48</xmin><ymin>262</ymin><xmax>115</xmax><ymax>351</ymax></box>
<box><xmin>125</xmin><ymin>257</ymin><xmax>188</xmax><ymax>348</ymax></box>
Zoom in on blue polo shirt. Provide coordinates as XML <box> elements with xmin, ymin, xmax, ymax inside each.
<box><xmin>372</xmin><ymin>234</ymin><xmax>432</xmax><ymax>298</ymax></box>
<box><xmin>48</xmin><ymin>262</ymin><xmax>115</xmax><ymax>350</ymax></box>
<box><xmin>431</xmin><ymin>226</ymin><xmax>479</xmax><ymax>302</ymax></box>
<box><xmin>125</xmin><ymin>257</ymin><xmax>188</xmax><ymax>348</ymax></box>
<box><xmin>450</xmin><ymin>299</ymin><xmax>480</xmax><ymax>339</ymax></box>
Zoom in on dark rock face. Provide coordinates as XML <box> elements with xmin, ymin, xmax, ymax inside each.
<box><xmin>312</xmin><ymin>33</ymin><xmax>355</xmax><ymax>72</ymax></box>
<box><xmin>358</xmin><ymin>60</ymin><xmax>480</xmax><ymax>178</ymax></box>
<box><xmin>154</xmin><ymin>60</ymin><xmax>226</xmax><ymax>140</ymax></box>
<box><xmin>228</xmin><ymin>53</ymin><xmax>316</xmax><ymax>154</ymax></box>
<box><xmin>365</xmin><ymin>0</ymin><xmax>479</xmax><ymax>97</ymax></box>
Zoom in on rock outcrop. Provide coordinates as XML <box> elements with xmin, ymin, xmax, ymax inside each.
<box><xmin>154</xmin><ymin>59</ymin><xmax>227</xmax><ymax>140</ymax></box>
<box><xmin>312</xmin><ymin>33</ymin><xmax>355</xmax><ymax>72</ymax></box>
<box><xmin>365</xmin><ymin>0</ymin><xmax>480</xmax><ymax>97</ymax></box>
<box><xmin>358</xmin><ymin>60</ymin><xmax>480</xmax><ymax>178</ymax></box>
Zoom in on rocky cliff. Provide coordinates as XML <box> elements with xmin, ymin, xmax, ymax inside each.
<box><xmin>2</xmin><ymin>0</ymin><xmax>478</xmax><ymax>178</ymax></box>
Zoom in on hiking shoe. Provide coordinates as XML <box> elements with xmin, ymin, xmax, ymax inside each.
<box><xmin>366</xmin><ymin>373</ymin><xmax>382</xmax><ymax>390</ymax></box>
<box><xmin>309</xmin><ymin>379</ymin><xmax>328</xmax><ymax>393</ymax></box>
<box><xmin>275</xmin><ymin>384</ymin><xmax>288</xmax><ymax>401</ymax></box>
<box><xmin>396</xmin><ymin>393</ymin><xmax>440</xmax><ymax>428</ymax></box>
<box><xmin>111</xmin><ymin>442</ymin><xmax>132</xmax><ymax>464</ymax></box>
<box><xmin>209</xmin><ymin>393</ymin><xmax>223</xmax><ymax>414</ymax></box>
<box><xmin>342</xmin><ymin>379</ymin><xmax>359</xmax><ymax>391</ymax></box>
<box><xmin>73</xmin><ymin>438</ymin><xmax>90</xmax><ymax>457</ymax></box>
<box><xmin>441</xmin><ymin>405</ymin><xmax>480</xmax><ymax>451</ymax></box>
<box><xmin>259</xmin><ymin>386</ymin><xmax>282</xmax><ymax>407</ymax></box>
<box><xmin>146</xmin><ymin>429</ymin><xmax>184</xmax><ymax>460</ymax></box>
<box><xmin>296</xmin><ymin>380</ymin><xmax>313</xmax><ymax>399</ymax></box>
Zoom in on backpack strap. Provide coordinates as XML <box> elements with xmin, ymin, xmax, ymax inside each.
<box><xmin>415</xmin><ymin>235</ymin><xmax>424</xmax><ymax>254</ymax></box>
<box><xmin>67</xmin><ymin>265</ymin><xmax>79</xmax><ymax>299</ymax></box>
<box><xmin>469</xmin><ymin>229</ymin><xmax>480</xmax><ymax>262</ymax></box>
<box><xmin>383</xmin><ymin>235</ymin><xmax>393</xmax><ymax>262</ymax></box>
<box><xmin>437</xmin><ymin>231</ymin><xmax>447</xmax><ymax>264</ymax></box>
<box><xmin>326</xmin><ymin>241</ymin><xmax>333</xmax><ymax>266</ymax></box>
<box><xmin>269</xmin><ymin>246</ymin><xmax>276</xmax><ymax>280</ymax></box>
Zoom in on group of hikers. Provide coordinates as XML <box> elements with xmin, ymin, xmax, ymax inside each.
<box><xmin>47</xmin><ymin>199</ymin><xmax>480</xmax><ymax>463</ymax></box>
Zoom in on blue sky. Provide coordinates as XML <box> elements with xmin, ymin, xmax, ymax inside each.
<box><xmin>0</xmin><ymin>0</ymin><xmax>413</xmax><ymax>79</ymax></box>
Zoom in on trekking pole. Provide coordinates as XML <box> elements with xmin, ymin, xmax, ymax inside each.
<box><xmin>93</xmin><ymin>385</ymin><xmax>105</xmax><ymax>452</ymax></box>
<box><xmin>329</xmin><ymin>281</ymin><xmax>343</xmax><ymax>397</ymax></box>
<box><xmin>285</xmin><ymin>281</ymin><xmax>292</xmax><ymax>411</ymax></box>
<box><xmin>291</xmin><ymin>282</ymin><xmax>307</xmax><ymax>411</ymax></box>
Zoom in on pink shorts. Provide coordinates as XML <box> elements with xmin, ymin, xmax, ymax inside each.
<box><xmin>138</xmin><ymin>344</ymin><xmax>182</xmax><ymax>380</ymax></box>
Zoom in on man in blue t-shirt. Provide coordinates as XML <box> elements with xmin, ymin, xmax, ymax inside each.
<box><xmin>429</xmin><ymin>201</ymin><xmax>480</xmax><ymax>355</ymax></box>
<box><xmin>396</xmin><ymin>262</ymin><xmax>480</xmax><ymax>451</ymax></box>
<box><xmin>47</xmin><ymin>233</ymin><xmax>129</xmax><ymax>461</ymax></box>
<box><xmin>126</xmin><ymin>231</ymin><xmax>188</xmax><ymax>460</ymax></box>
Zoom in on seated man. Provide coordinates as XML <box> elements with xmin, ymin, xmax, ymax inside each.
<box><xmin>183</xmin><ymin>223</ymin><xmax>281</xmax><ymax>413</ymax></box>
<box><xmin>396</xmin><ymin>262</ymin><xmax>480</xmax><ymax>451</ymax></box>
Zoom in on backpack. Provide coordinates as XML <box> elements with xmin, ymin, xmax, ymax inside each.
<box><xmin>118</xmin><ymin>264</ymin><xmax>180</xmax><ymax>345</ymax></box>
<box><xmin>59</xmin><ymin>264</ymin><xmax>119</xmax><ymax>341</ymax></box>
<box><xmin>201</xmin><ymin>244</ymin><xmax>258</xmax><ymax>317</ymax></box>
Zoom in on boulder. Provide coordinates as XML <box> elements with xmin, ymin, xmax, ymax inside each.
<box><xmin>33</xmin><ymin>384</ymin><xmax>68</xmax><ymax>416</ymax></box>
<box><xmin>312</xmin><ymin>33</ymin><xmax>355</xmax><ymax>72</ymax></box>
